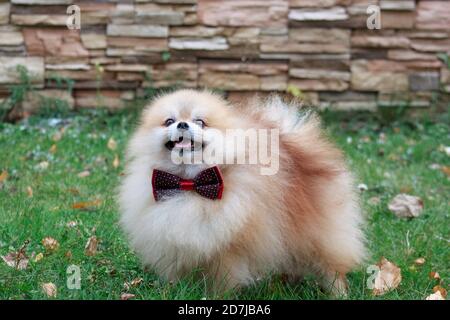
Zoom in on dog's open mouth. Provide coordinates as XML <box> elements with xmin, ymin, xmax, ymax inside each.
<box><xmin>165</xmin><ymin>136</ymin><xmax>204</xmax><ymax>151</ymax></box>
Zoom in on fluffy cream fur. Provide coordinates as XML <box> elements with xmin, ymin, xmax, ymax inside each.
<box><xmin>118</xmin><ymin>89</ymin><xmax>366</xmax><ymax>296</ymax></box>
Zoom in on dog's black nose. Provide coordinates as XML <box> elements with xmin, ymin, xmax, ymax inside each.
<box><xmin>177</xmin><ymin>122</ymin><xmax>189</xmax><ymax>130</ymax></box>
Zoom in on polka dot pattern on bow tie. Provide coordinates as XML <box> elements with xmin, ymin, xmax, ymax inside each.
<box><xmin>194</xmin><ymin>168</ymin><xmax>222</xmax><ymax>200</ymax></box>
<box><xmin>154</xmin><ymin>170</ymin><xmax>181</xmax><ymax>189</ymax></box>
<box><xmin>152</xmin><ymin>167</ymin><xmax>223</xmax><ymax>201</ymax></box>
<box><xmin>157</xmin><ymin>188</ymin><xmax>181</xmax><ymax>201</ymax></box>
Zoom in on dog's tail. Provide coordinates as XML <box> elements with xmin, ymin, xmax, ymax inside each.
<box><xmin>245</xmin><ymin>94</ymin><xmax>316</xmax><ymax>135</ymax></box>
<box><xmin>252</xmin><ymin>94</ymin><xmax>346</xmax><ymax>167</ymax></box>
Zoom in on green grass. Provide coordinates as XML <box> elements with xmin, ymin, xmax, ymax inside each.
<box><xmin>0</xmin><ymin>107</ymin><xmax>448</xmax><ymax>300</ymax></box>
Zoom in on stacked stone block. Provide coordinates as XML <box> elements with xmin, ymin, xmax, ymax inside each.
<box><xmin>0</xmin><ymin>0</ymin><xmax>448</xmax><ymax>111</ymax></box>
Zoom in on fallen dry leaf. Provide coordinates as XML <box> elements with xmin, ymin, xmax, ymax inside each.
<box><xmin>130</xmin><ymin>278</ymin><xmax>143</xmax><ymax>286</ymax></box>
<box><xmin>429</xmin><ymin>271</ymin><xmax>440</xmax><ymax>280</ymax></box>
<box><xmin>113</xmin><ymin>154</ymin><xmax>120</xmax><ymax>169</ymax></box>
<box><xmin>0</xmin><ymin>170</ymin><xmax>8</xmax><ymax>183</ymax></box>
<box><xmin>373</xmin><ymin>257</ymin><xmax>402</xmax><ymax>296</ymax></box>
<box><xmin>107</xmin><ymin>137</ymin><xmax>117</xmax><ymax>151</ymax></box>
<box><xmin>85</xmin><ymin>236</ymin><xmax>98</xmax><ymax>256</ymax></box>
<box><xmin>49</xmin><ymin>144</ymin><xmax>57</xmax><ymax>154</ymax></box>
<box><xmin>388</xmin><ymin>194</ymin><xmax>424</xmax><ymax>218</ymax></box>
<box><xmin>37</xmin><ymin>161</ymin><xmax>49</xmax><ymax>170</ymax></box>
<box><xmin>124</xmin><ymin>278</ymin><xmax>144</xmax><ymax>290</ymax></box>
<box><xmin>1</xmin><ymin>241</ymin><xmax>30</xmax><ymax>270</ymax></box>
<box><xmin>441</xmin><ymin>166</ymin><xmax>450</xmax><ymax>177</ymax></box>
<box><xmin>433</xmin><ymin>285</ymin><xmax>447</xmax><ymax>298</ymax></box>
<box><xmin>426</xmin><ymin>291</ymin><xmax>445</xmax><ymax>300</ymax></box>
<box><xmin>26</xmin><ymin>186</ymin><xmax>33</xmax><ymax>197</ymax></box>
<box><xmin>414</xmin><ymin>257</ymin><xmax>425</xmax><ymax>266</ymax></box>
<box><xmin>72</xmin><ymin>199</ymin><xmax>102</xmax><ymax>210</ymax></box>
<box><xmin>77</xmin><ymin>170</ymin><xmax>90</xmax><ymax>178</ymax></box>
<box><xmin>65</xmin><ymin>251</ymin><xmax>72</xmax><ymax>259</ymax></box>
<box><xmin>34</xmin><ymin>252</ymin><xmax>44</xmax><ymax>263</ymax></box>
<box><xmin>120</xmin><ymin>293</ymin><xmax>135</xmax><ymax>300</ymax></box>
<box><xmin>67</xmin><ymin>188</ymin><xmax>80</xmax><ymax>195</ymax></box>
<box><xmin>42</xmin><ymin>283</ymin><xmax>57</xmax><ymax>298</ymax></box>
<box><xmin>1</xmin><ymin>252</ymin><xmax>29</xmax><ymax>270</ymax></box>
<box><xmin>42</xmin><ymin>237</ymin><xmax>59</xmax><ymax>252</ymax></box>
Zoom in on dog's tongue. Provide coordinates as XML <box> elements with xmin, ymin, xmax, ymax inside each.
<box><xmin>175</xmin><ymin>141</ymin><xmax>191</xmax><ymax>148</ymax></box>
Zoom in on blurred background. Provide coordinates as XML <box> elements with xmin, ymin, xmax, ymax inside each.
<box><xmin>0</xmin><ymin>0</ymin><xmax>449</xmax><ymax>120</ymax></box>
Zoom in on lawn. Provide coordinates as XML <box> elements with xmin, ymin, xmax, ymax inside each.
<box><xmin>0</xmin><ymin>106</ymin><xmax>448</xmax><ymax>300</ymax></box>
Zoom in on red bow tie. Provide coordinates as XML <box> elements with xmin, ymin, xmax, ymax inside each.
<box><xmin>151</xmin><ymin>166</ymin><xmax>224</xmax><ymax>201</ymax></box>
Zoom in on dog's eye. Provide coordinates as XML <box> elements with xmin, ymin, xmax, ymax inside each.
<box><xmin>164</xmin><ymin>118</ymin><xmax>175</xmax><ymax>127</ymax></box>
<box><xmin>194</xmin><ymin>119</ymin><xmax>206</xmax><ymax>128</ymax></box>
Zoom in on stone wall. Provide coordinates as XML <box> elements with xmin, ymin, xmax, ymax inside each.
<box><xmin>0</xmin><ymin>0</ymin><xmax>449</xmax><ymax>112</ymax></box>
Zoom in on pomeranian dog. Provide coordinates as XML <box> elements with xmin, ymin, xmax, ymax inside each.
<box><xmin>119</xmin><ymin>89</ymin><xmax>366</xmax><ymax>296</ymax></box>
